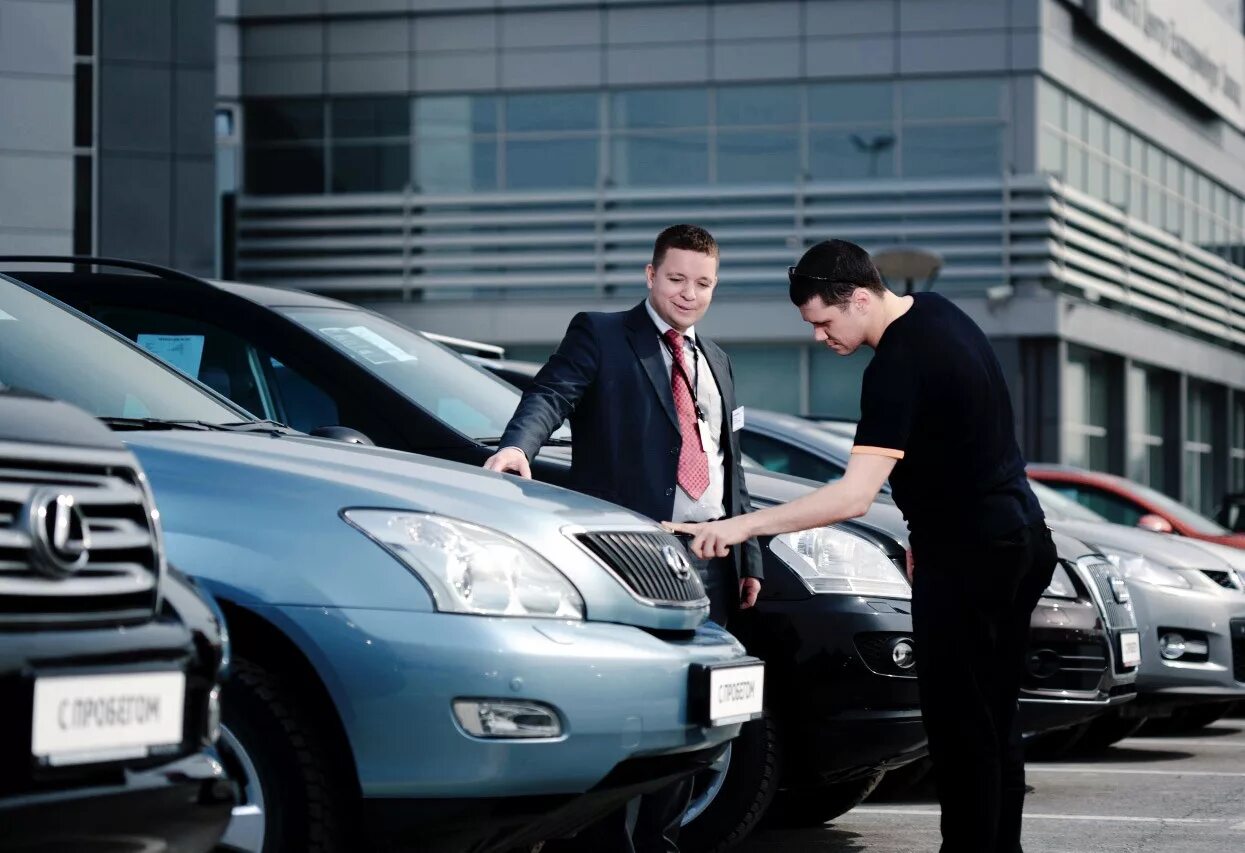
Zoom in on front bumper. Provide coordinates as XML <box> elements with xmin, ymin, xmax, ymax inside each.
<box><xmin>269</xmin><ymin>605</ymin><xmax>751</xmax><ymax>799</ymax></box>
<box><xmin>0</xmin><ymin>749</ymin><xmax>233</xmax><ymax>853</ymax></box>
<box><xmin>364</xmin><ymin>743</ymin><xmax>728</xmax><ymax>853</ymax></box>
<box><xmin>1019</xmin><ymin>594</ymin><xmax>1138</xmax><ymax>734</ymax></box>
<box><xmin>1129</xmin><ymin>583</ymin><xmax>1245</xmax><ymax>697</ymax></box>
<box><xmin>734</xmin><ymin>592</ymin><xmax>926</xmax><ymax>785</ymax></box>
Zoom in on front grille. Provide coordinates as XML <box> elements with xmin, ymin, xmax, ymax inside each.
<box><xmin>1024</xmin><ymin>640</ymin><xmax>1108</xmax><ymax>692</ymax></box>
<box><xmin>855</xmin><ymin>632</ymin><xmax>918</xmax><ymax>678</ymax></box>
<box><xmin>1232</xmin><ymin>620</ymin><xmax>1245</xmax><ymax>683</ymax></box>
<box><xmin>0</xmin><ymin>445</ymin><xmax>160</xmax><ymax>628</ymax></box>
<box><xmin>575</xmin><ymin>531</ymin><xmax>706</xmax><ymax>604</ymax></box>
<box><xmin>1081</xmin><ymin>559</ymin><xmax>1137</xmax><ymax>629</ymax></box>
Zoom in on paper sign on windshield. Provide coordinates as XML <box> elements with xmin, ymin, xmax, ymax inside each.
<box><xmin>320</xmin><ymin>326</ymin><xmax>417</xmax><ymax>365</ymax></box>
<box><xmin>136</xmin><ymin>334</ymin><xmax>206</xmax><ymax>379</ymax></box>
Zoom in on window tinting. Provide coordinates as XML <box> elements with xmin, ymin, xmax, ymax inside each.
<box><xmin>331</xmin><ymin>97</ymin><xmax>409</xmax><ymax>139</ymax></box>
<box><xmin>612</xmin><ymin>88</ymin><xmax>707</xmax><ymax>129</ymax></box>
<box><xmin>505</xmin><ymin>92</ymin><xmax>598</xmax><ymax>132</ymax></box>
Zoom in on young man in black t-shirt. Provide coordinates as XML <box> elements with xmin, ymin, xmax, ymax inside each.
<box><xmin>667</xmin><ymin>239</ymin><xmax>1056</xmax><ymax>853</ymax></box>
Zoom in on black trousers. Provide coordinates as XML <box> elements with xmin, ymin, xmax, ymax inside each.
<box><xmin>562</xmin><ymin>550</ymin><xmax>735</xmax><ymax>853</ymax></box>
<box><xmin>910</xmin><ymin>521</ymin><xmax>1057</xmax><ymax>853</ymax></box>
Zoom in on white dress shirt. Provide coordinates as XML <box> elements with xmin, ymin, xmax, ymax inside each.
<box><xmin>644</xmin><ymin>299</ymin><xmax>727</xmax><ymax>523</ymax></box>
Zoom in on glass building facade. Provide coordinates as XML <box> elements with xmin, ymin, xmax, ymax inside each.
<box><xmin>219</xmin><ymin>0</ymin><xmax>1245</xmax><ymax>516</ymax></box>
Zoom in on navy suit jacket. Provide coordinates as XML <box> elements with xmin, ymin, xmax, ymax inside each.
<box><xmin>500</xmin><ymin>301</ymin><xmax>763</xmax><ymax>581</ymax></box>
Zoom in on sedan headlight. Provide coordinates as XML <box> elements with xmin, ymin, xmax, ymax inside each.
<box><xmin>344</xmin><ymin>511</ymin><xmax>585</xmax><ymax>619</ymax></box>
<box><xmin>770</xmin><ymin>527</ymin><xmax>910</xmax><ymax>599</ymax></box>
<box><xmin>1042</xmin><ymin>563</ymin><xmax>1079</xmax><ymax>599</ymax></box>
<box><xmin>1095</xmin><ymin>547</ymin><xmax>1192</xmax><ymax>589</ymax></box>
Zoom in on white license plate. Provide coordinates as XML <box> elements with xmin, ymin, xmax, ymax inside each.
<box><xmin>707</xmin><ymin>663</ymin><xmax>765</xmax><ymax>726</ymax></box>
<box><xmin>32</xmin><ymin>671</ymin><xmax>185</xmax><ymax>766</ymax></box>
<box><xmin>1120</xmin><ymin>631</ymin><xmax>1142</xmax><ymax>668</ymax></box>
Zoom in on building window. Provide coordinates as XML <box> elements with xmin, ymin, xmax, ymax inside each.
<box><xmin>714</xmin><ymin>85</ymin><xmax>801</xmax><ymax>184</ymax></box>
<box><xmin>1232</xmin><ymin>394</ymin><xmax>1245</xmax><ymax>493</ymax></box>
<box><xmin>414</xmin><ymin>95</ymin><xmax>498</xmax><ymax>192</ymax></box>
<box><xmin>329</xmin><ymin>97</ymin><xmax>410</xmax><ymax>193</ymax></box>
<box><xmin>610</xmin><ymin>88</ymin><xmax>709</xmax><ymax>187</ymax></box>
<box><xmin>1184</xmin><ymin>380</ymin><xmax>1218</xmax><ymax>515</ymax></box>
<box><xmin>808</xmin><ymin>347</ymin><xmax>870</xmax><ymax>419</ymax></box>
<box><xmin>244</xmin><ymin>98</ymin><xmax>326</xmax><ymax>194</ymax></box>
<box><xmin>1126</xmin><ymin>363</ymin><xmax>1171</xmax><ymax>493</ymax></box>
<box><xmin>808</xmin><ymin>80</ymin><xmax>895</xmax><ymax>181</ymax></box>
<box><xmin>899</xmin><ymin>78</ymin><xmax>1004</xmax><ymax>178</ymax></box>
<box><xmin>1039</xmin><ymin>77</ymin><xmax>1245</xmax><ymax>268</ymax></box>
<box><xmin>723</xmin><ymin>344</ymin><xmax>802</xmax><ymax>414</ymax></box>
<box><xmin>1064</xmin><ymin>345</ymin><xmax>1111</xmax><ymax>471</ymax></box>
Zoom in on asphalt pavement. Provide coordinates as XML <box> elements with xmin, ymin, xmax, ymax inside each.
<box><xmin>738</xmin><ymin>716</ymin><xmax>1245</xmax><ymax>852</ymax></box>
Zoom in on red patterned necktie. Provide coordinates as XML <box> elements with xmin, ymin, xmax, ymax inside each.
<box><xmin>663</xmin><ymin>329</ymin><xmax>709</xmax><ymax>500</ymax></box>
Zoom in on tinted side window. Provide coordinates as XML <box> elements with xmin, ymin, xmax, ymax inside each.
<box><xmin>1048</xmin><ymin>482</ymin><xmax>1145</xmax><ymax>527</ymax></box>
<box><xmin>266</xmin><ymin>357</ymin><xmax>339</xmax><ymax>433</ymax></box>
<box><xmin>740</xmin><ymin>431</ymin><xmax>846</xmax><ymax>483</ymax></box>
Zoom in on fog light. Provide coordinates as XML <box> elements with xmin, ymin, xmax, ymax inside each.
<box><xmin>1159</xmin><ymin>633</ymin><xmax>1186</xmax><ymax>660</ymax></box>
<box><xmin>453</xmin><ymin>699</ymin><xmax>562</xmax><ymax>739</ymax></box>
<box><xmin>206</xmin><ymin>686</ymin><xmax>222</xmax><ymax>744</ymax></box>
<box><xmin>890</xmin><ymin>638</ymin><xmax>916</xmax><ymax>670</ymax></box>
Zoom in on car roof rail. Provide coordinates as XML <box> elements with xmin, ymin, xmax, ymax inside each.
<box><xmin>0</xmin><ymin>255</ymin><xmax>214</xmax><ymax>289</ymax></box>
<box><xmin>423</xmin><ymin>331</ymin><xmax>506</xmax><ymax>360</ymax></box>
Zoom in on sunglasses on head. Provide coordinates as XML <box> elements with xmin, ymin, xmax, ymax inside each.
<box><xmin>787</xmin><ymin>266</ymin><xmax>853</xmax><ymax>285</ymax></box>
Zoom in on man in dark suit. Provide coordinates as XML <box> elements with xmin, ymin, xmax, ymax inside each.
<box><xmin>484</xmin><ymin>223</ymin><xmax>762</xmax><ymax>852</ymax></box>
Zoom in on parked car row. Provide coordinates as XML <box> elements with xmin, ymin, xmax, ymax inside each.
<box><xmin>0</xmin><ymin>257</ymin><xmax>949</xmax><ymax>852</ymax></box>
<box><xmin>730</xmin><ymin>409</ymin><xmax>1245</xmax><ymax>751</ymax></box>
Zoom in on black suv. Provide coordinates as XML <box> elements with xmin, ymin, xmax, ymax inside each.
<box><xmin>0</xmin><ymin>389</ymin><xmax>232</xmax><ymax>850</ymax></box>
<box><xmin>12</xmin><ymin>259</ymin><xmax>926</xmax><ymax>849</ymax></box>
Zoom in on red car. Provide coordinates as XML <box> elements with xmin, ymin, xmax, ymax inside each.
<box><xmin>1028</xmin><ymin>465</ymin><xmax>1245</xmax><ymax>550</ymax></box>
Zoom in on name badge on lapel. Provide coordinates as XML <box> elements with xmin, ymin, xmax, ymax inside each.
<box><xmin>732</xmin><ymin>406</ymin><xmax>745</xmax><ymax>432</ymax></box>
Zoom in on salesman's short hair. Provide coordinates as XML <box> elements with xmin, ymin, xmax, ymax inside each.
<box><xmin>788</xmin><ymin>239</ymin><xmax>888</xmax><ymax>308</ymax></box>
<box><xmin>652</xmin><ymin>224</ymin><xmax>720</xmax><ymax>268</ymax></box>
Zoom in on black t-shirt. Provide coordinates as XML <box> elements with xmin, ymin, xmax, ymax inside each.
<box><xmin>853</xmin><ymin>293</ymin><xmax>1043</xmax><ymax>545</ymax></box>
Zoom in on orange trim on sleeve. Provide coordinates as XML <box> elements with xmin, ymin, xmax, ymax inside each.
<box><xmin>852</xmin><ymin>445</ymin><xmax>905</xmax><ymax>460</ymax></box>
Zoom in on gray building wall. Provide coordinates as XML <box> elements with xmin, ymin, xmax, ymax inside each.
<box><xmin>0</xmin><ymin>0</ymin><xmax>75</xmax><ymax>254</ymax></box>
<box><xmin>97</xmin><ymin>0</ymin><xmax>216</xmax><ymax>274</ymax></box>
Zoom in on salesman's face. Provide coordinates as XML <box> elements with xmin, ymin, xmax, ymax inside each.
<box><xmin>799</xmin><ymin>292</ymin><xmax>870</xmax><ymax>355</ymax></box>
<box><xmin>646</xmin><ymin>248</ymin><xmax>718</xmax><ymax>333</ymax></box>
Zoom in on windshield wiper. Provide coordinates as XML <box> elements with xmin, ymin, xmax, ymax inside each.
<box><xmin>99</xmin><ymin>417</ymin><xmax>229</xmax><ymax>432</ymax></box>
<box><xmin>217</xmin><ymin>419</ymin><xmax>296</xmax><ymax>435</ymax></box>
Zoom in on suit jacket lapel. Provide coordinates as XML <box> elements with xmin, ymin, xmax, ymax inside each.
<box><xmin>698</xmin><ymin>336</ymin><xmax>734</xmax><ymax>433</ymax></box>
<box><xmin>624</xmin><ymin>302</ymin><xmax>680</xmax><ymax>431</ymax></box>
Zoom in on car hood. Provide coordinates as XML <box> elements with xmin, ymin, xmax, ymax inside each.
<box><xmin>121</xmin><ymin>431</ymin><xmax>705</xmax><ymax>627</ymax></box>
<box><xmin>1048</xmin><ymin>518</ymin><xmax>1235</xmax><ymax>571</ymax></box>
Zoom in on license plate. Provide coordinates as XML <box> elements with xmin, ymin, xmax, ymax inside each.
<box><xmin>32</xmin><ymin>671</ymin><xmax>185</xmax><ymax>766</ymax></box>
<box><xmin>1119</xmin><ymin>631</ymin><xmax>1142</xmax><ymax>668</ymax></box>
<box><xmin>694</xmin><ymin>661</ymin><xmax>765</xmax><ymax>726</ymax></box>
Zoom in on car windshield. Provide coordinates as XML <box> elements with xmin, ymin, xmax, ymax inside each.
<box><xmin>1120</xmin><ymin>478</ymin><xmax>1231</xmax><ymax>535</ymax></box>
<box><xmin>0</xmin><ymin>277</ymin><xmax>245</xmax><ymax>423</ymax></box>
<box><xmin>1028</xmin><ymin>479</ymin><xmax>1107</xmax><ymax>523</ymax></box>
<box><xmin>279</xmin><ymin>306</ymin><xmax>569</xmax><ymax>443</ymax></box>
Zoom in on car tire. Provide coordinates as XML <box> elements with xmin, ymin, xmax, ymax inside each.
<box><xmin>679</xmin><ymin>713</ymin><xmax>781</xmax><ymax>853</ymax></box>
<box><xmin>217</xmin><ymin>658</ymin><xmax>352</xmax><ymax>853</ymax></box>
<box><xmin>1078</xmin><ymin>710</ymin><xmax>1147</xmax><ymax>752</ymax></box>
<box><xmin>768</xmin><ymin>770</ymin><xmax>886</xmax><ymax>827</ymax></box>
<box><xmin>1024</xmin><ymin>721</ymin><xmax>1093</xmax><ymax>761</ymax></box>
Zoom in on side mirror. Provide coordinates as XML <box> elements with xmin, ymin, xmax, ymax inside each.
<box><xmin>309</xmin><ymin>425</ymin><xmax>374</xmax><ymax>446</ymax></box>
<box><xmin>1137</xmin><ymin>514</ymin><xmax>1173</xmax><ymax>534</ymax></box>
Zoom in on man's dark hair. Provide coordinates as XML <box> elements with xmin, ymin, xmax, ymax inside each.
<box><xmin>652</xmin><ymin>224</ymin><xmax>719</xmax><ymax>268</ymax></box>
<box><xmin>788</xmin><ymin>239</ymin><xmax>888</xmax><ymax>307</ymax></box>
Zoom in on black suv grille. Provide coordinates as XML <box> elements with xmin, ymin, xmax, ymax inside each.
<box><xmin>1082</xmin><ymin>559</ymin><xmax>1136</xmax><ymax>629</ymax></box>
<box><xmin>0</xmin><ymin>447</ymin><xmax>160</xmax><ymax>628</ymax></box>
<box><xmin>1024</xmin><ymin>640</ymin><xmax>1108</xmax><ymax>692</ymax></box>
<box><xmin>1232</xmin><ymin>620</ymin><xmax>1245</xmax><ymax>684</ymax></box>
<box><xmin>575</xmin><ymin>531</ymin><xmax>706</xmax><ymax>604</ymax></box>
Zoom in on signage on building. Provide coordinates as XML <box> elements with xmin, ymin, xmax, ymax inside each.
<box><xmin>1086</xmin><ymin>0</ymin><xmax>1245</xmax><ymax>130</ymax></box>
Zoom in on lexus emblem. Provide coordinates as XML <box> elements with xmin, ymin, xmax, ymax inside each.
<box><xmin>22</xmin><ymin>490</ymin><xmax>90</xmax><ymax>578</ymax></box>
<box><xmin>661</xmin><ymin>544</ymin><xmax>693</xmax><ymax>581</ymax></box>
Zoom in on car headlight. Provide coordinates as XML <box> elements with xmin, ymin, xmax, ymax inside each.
<box><xmin>770</xmin><ymin>527</ymin><xmax>910</xmax><ymax>599</ymax></box>
<box><xmin>1095</xmin><ymin>547</ymin><xmax>1191</xmax><ymax>589</ymax></box>
<box><xmin>1043</xmin><ymin>563</ymin><xmax>1079</xmax><ymax>599</ymax></box>
<box><xmin>344</xmin><ymin>510</ymin><xmax>585</xmax><ymax>619</ymax></box>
